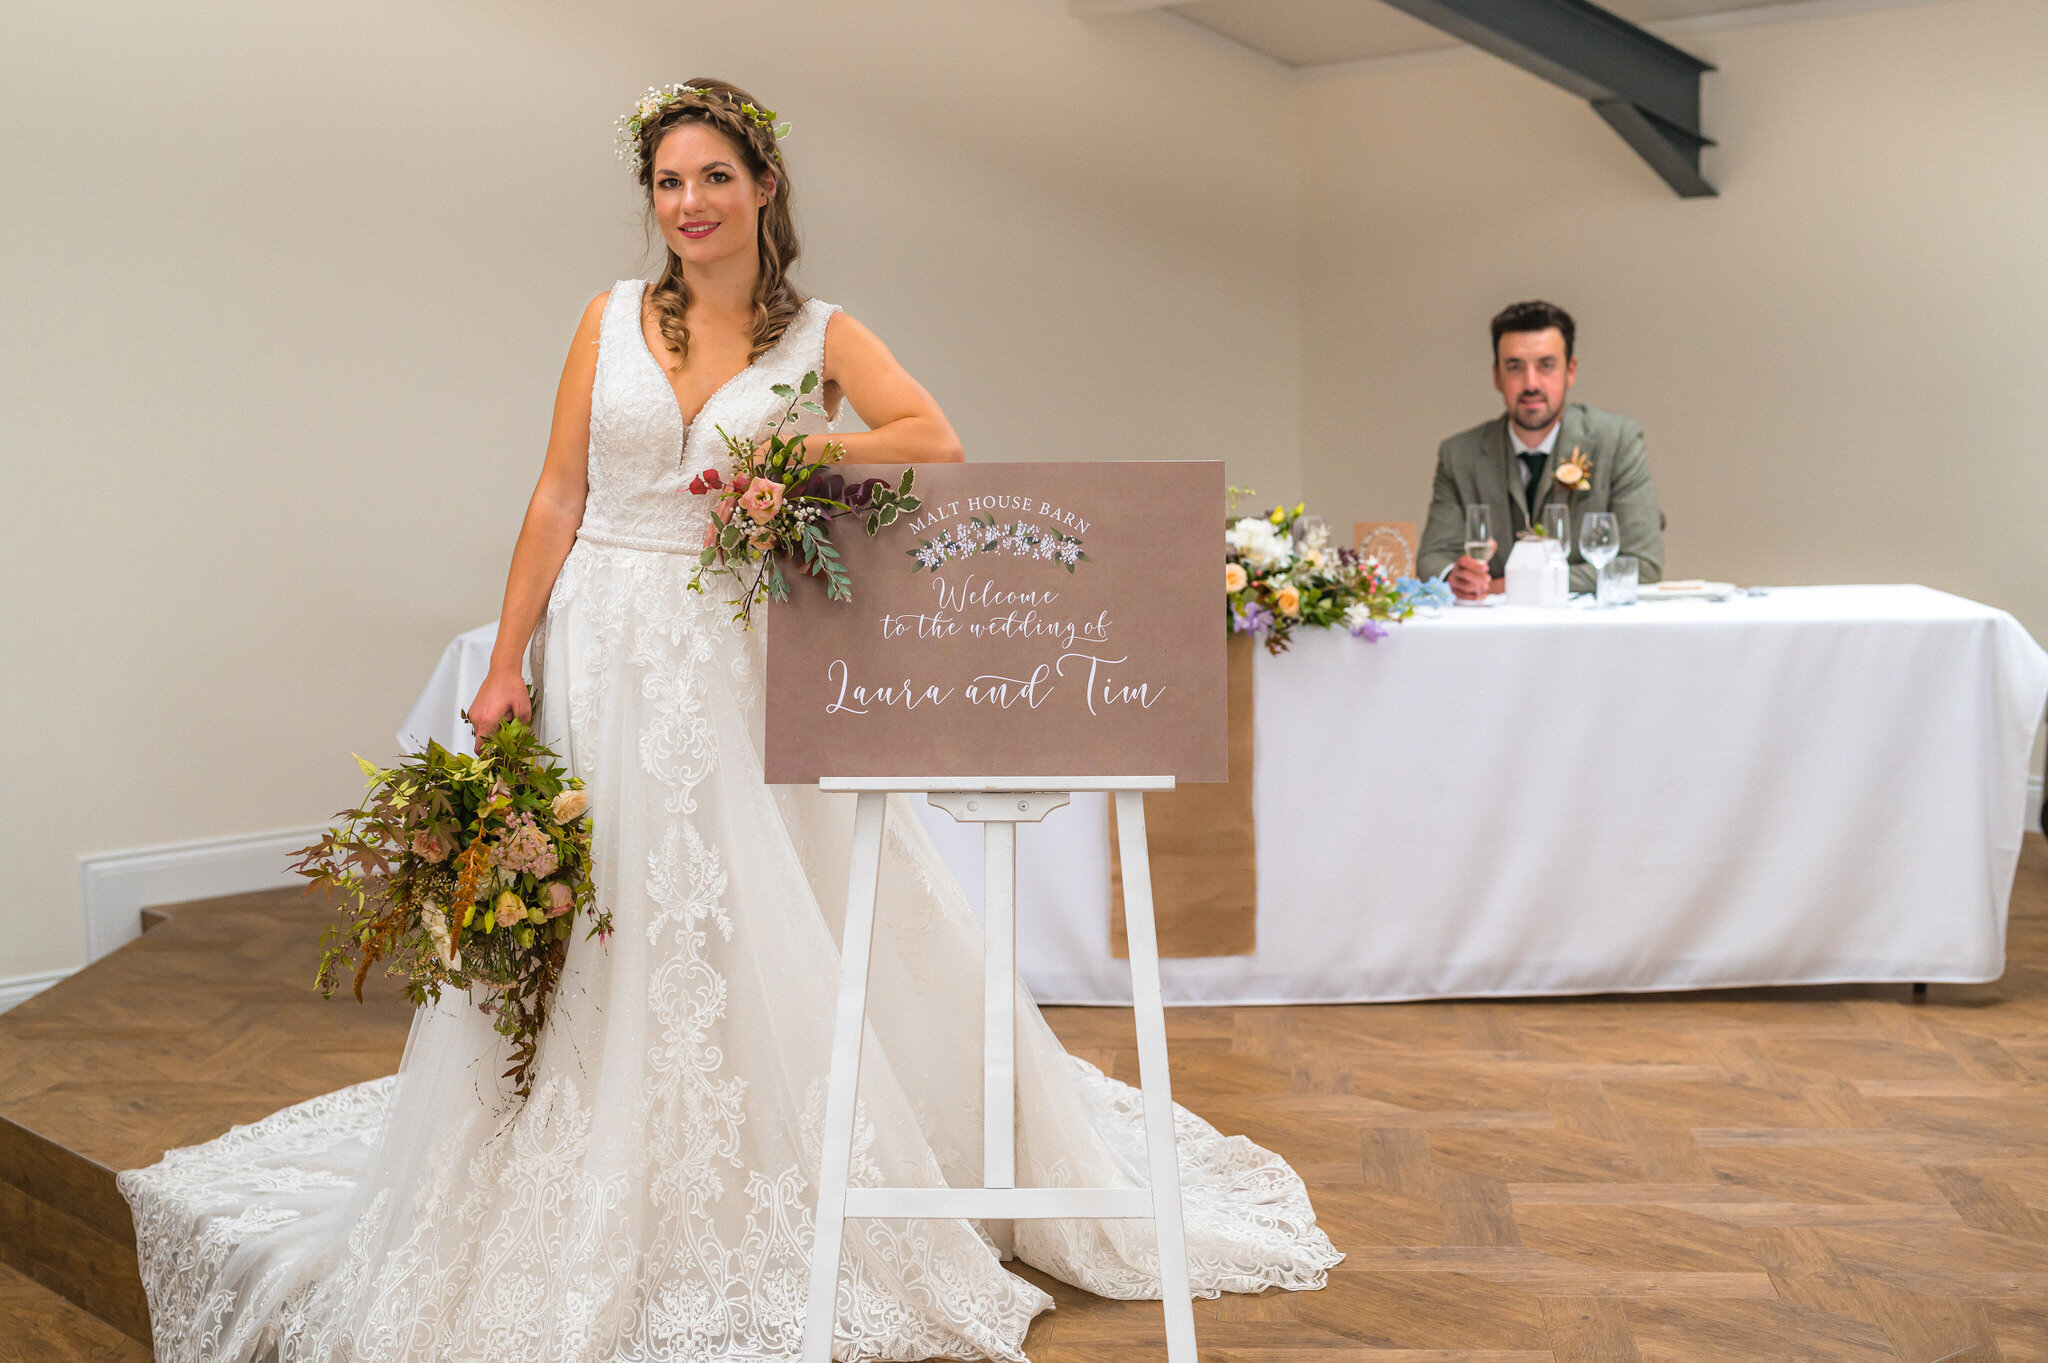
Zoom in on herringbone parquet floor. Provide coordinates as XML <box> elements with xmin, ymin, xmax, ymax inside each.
<box><xmin>1022</xmin><ymin>839</ymin><xmax>2048</xmax><ymax>1362</ymax></box>
<box><xmin>6</xmin><ymin>843</ymin><xmax>2046</xmax><ymax>1361</ymax></box>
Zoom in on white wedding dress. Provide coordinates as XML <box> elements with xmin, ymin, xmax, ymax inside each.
<box><xmin>119</xmin><ymin>279</ymin><xmax>1340</xmax><ymax>1362</ymax></box>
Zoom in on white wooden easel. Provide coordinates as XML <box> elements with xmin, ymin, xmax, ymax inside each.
<box><xmin>802</xmin><ymin>776</ymin><xmax>1196</xmax><ymax>1363</ymax></box>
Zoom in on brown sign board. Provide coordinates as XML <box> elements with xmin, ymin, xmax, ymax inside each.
<box><xmin>765</xmin><ymin>461</ymin><xmax>1226</xmax><ymax>784</ymax></box>
<box><xmin>1354</xmin><ymin>521</ymin><xmax>1417</xmax><ymax>578</ymax></box>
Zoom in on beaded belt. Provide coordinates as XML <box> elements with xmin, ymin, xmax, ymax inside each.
<box><xmin>576</xmin><ymin>527</ymin><xmax>701</xmax><ymax>556</ymax></box>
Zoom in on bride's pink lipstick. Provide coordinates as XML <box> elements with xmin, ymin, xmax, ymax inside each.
<box><xmin>679</xmin><ymin>220</ymin><xmax>720</xmax><ymax>239</ymax></box>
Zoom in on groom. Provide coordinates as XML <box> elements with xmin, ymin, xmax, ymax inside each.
<box><xmin>1417</xmin><ymin>301</ymin><xmax>1665</xmax><ymax>598</ymax></box>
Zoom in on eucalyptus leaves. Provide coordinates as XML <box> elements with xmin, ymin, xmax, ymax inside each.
<box><xmin>688</xmin><ymin>371</ymin><xmax>920</xmax><ymax>626</ymax></box>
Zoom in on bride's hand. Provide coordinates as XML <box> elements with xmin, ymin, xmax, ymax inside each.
<box><xmin>467</xmin><ymin>668</ymin><xmax>532</xmax><ymax>750</ymax></box>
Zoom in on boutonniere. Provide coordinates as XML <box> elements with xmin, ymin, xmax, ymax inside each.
<box><xmin>1553</xmin><ymin>446</ymin><xmax>1592</xmax><ymax>493</ymax></box>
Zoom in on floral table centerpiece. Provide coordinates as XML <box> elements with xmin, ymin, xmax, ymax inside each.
<box><xmin>1225</xmin><ymin>492</ymin><xmax>1450</xmax><ymax>654</ymax></box>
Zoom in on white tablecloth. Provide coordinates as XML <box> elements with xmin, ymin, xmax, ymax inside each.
<box><xmin>404</xmin><ymin>586</ymin><xmax>2048</xmax><ymax>1005</ymax></box>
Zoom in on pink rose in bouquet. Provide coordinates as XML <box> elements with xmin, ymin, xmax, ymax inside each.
<box><xmin>740</xmin><ymin>478</ymin><xmax>785</xmax><ymax>524</ymax></box>
<box><xmin>682</xmin><ymin>369</ymin><xmax>920</xmax><ymax>627</ymax></box>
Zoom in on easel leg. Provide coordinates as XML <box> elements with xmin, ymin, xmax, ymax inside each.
<box><xmin>803</xmin><ymin>791</ymin><xmax>889</xmax><ymax>1363</ymax></box>
<box><xmin>984</xmin><ymin>819</ymin><xmax>1017</xmax><ymax>1191</ymax></box>
<box><xmin>1113</xmin><ymin>790</ymin><xmax>1197</xmax><ymax>1362</ymax></box>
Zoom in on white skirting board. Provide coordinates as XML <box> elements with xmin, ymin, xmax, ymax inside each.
<box><xmin>0</xmin><ymin>968</ymin><xmax>75</xmax><ymax>1014</ymax></box>
<box><xmin>78</xmin><ymin>826</ymin><xmax>326</xmax><ymax>962</ymax></box>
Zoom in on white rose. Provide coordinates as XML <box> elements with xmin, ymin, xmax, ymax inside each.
<box><xmin>1225</xmin><ymin>519</ymin><xmax>1293</xmax><ymax>573</ymax></box>
<box><xmin>420</xmin><ymin>901</ymin><xmax>460</xmax><ymax>970</ymax></box>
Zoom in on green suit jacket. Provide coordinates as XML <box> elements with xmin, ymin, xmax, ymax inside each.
<box><xmin>1417</xmin><ymin>403</ymin><xmax>1665</xmax><ymax>592</ymax></box>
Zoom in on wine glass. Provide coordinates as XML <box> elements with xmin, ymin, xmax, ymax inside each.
<box><xmin>1579</xmin><ymin>512</ymin><xmax>1620</xmax><ymax>601</ymax></box>
<box><xmin>1540</xmin><ymin>502</ymin><xmax>1571</xmax><ymax>559</ymax></box>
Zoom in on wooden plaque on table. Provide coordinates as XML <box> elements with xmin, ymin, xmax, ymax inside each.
<box><xmin>1354</xmin><ymin>521</ymin><xmax>1417</xmax><ymax>577</ymax></box>
<box><xmin>765</xmin><ymin>461</ymin><xmax>1227</xmax><ymax>783</ymax></box>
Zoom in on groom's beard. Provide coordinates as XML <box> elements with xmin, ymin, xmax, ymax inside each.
<box><xmin>1511</xmin><ymin>394</ymin><xmax>1559</xmax><ymax>434</ymax></box>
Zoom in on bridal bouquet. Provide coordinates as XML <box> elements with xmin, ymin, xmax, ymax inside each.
<box><xmin>689</xmin><ymin>371</ymin><xmax>920</xmax><ymax>626</ymax></box>
<box><xmin>1225</xmin><ymin>492</ymin><xmax>1450</xmax><ymax>654</ymax></box>
<box><xmin>291</xmin><ymin>718</ymin><xmax>611</xmax><ymax>1098</ymax></box>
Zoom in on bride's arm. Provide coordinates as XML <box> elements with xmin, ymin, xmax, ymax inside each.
<box><xmin>469</xmin><ymin>291</ymin><xmax>606</xmax><ymax>743</ymax></box>
<box><xmin>815</xmin><ymin>311</ymin><xmax>965</xmax><ymax>464</ymax></box>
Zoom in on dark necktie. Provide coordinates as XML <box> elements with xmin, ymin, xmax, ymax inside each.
<box><xmin>1519</xmin><ymin>451</ymin><xmax>1546</xmax><ymax>516</ymax></box>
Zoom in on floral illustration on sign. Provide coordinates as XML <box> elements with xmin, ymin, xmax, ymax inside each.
<box><xmin>907</xmin><ymin>514</ymin><xmax>1089</xmax><ymax>574</ymax></box>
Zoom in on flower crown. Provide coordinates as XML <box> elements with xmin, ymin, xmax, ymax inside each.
<box><xmin>615</xmin><ymin>85</ymin><xmax>791</xmax><ymax>174</ymax></box>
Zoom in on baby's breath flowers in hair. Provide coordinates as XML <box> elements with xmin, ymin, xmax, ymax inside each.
<box><xmin>615</xmin><ymin>84</ymin><xmax>793</xmax><ymax>173</ymax></box>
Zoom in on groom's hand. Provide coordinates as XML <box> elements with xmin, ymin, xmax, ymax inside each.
<box><xmin>1448</xmin><ymin>554</ymin><xmax>1495</xmax><ymax>601</ymax></box>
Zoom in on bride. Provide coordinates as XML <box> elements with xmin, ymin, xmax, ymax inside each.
<box><xmin>119</xmin><ymin>78</ymin><xmax>1339</xmax><ymax>1361</ymax></box>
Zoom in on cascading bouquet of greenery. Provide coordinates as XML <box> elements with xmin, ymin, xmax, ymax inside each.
<box><xmin>689</xmin><ymin>371</ymin><xmax>921</xmax><ymax>626</ymax></box>
<box><xmin>1224</xmin><ymin>489</ymin><xmax>1452</xmax><ymax>654</ymax></box>
<box><xmin>290</xmin><ymin>718</ymin><xmax>611</xmax><ymax>1098</ymax></box>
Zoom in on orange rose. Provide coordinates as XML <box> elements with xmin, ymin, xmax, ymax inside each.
<box><xmin>1276</xmin><ymin>585</ymin><xmax>1302</xmax><ymax>616</ymax></box>
<box><xmin>1225</xmin><ymin>563</ymin><xmax>1248</xmax><ymax>592</ymax></box>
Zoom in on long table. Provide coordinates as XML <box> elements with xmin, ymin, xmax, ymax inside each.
<box><xmin>405</xmin><ymin>585</ymin><xmax>2048</xmax><ymax>1005</ymax></box>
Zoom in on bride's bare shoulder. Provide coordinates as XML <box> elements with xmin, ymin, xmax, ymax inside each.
<box><xmin>821</xmin><ymin>308</ymin><xmax>893</xmax><ymax>369</ymax></box>
<box><xmin>567</xmin><ymin>290</ymin><xmax>612</xmax><ymax>354</ymax></box>
<box><xmin>552</xmin><ymin>292</ymin><xmax>615</xmax><ymax>399</ymax></box>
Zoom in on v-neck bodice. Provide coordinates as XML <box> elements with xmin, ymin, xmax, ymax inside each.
<box><xmin>579</xmin><ymin>278</ymin><xmax>838</xmax><ymax>553</ymax></box>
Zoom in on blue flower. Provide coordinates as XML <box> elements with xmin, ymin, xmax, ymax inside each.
<box><xmin>1397</xmin><ymin>576</ymin><xmax>1454</xmax><ymax>610</ymax></box>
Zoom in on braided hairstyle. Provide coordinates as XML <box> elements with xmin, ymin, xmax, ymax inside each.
<box><xmin>630</xmin><ymin>78</ymin><xmax>802</xmax><ymax>366</ymax></box>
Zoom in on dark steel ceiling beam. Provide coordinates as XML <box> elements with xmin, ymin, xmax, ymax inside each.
<box><xmin>1371</xmin><ymin>0</ymin><xmax>1717</xmax><ymax>197</ymax></box>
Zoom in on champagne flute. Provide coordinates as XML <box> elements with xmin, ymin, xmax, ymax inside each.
<box><xmin>1463</xmin><ymin>503</ymin><xmax>1494</xmax><ymax>565</ymax></box>
<box><xmin>1460</xmin><ymin>503</ymin><xmax>1494</xmax><ymax>604</ymax></box>
<box><xmin>1579</xmin><ymin>512</ymin><xmax>1620</xmax><ymax>603</ymax></box>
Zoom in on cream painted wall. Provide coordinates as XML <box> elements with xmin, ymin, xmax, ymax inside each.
<box><xmin>1299</xmin><ymin>0</ymin><xmax>2048</xmax><ymax>639</ymax></box>
<box><xmin>8</xmin><ymin>0</ymin><xmax>2038</xmax><ymax>982</ymax></box>
<box><xmin>0</xmin><ymin>0</ymin><xmax>1301</xmax><ymax>977</ymax></box>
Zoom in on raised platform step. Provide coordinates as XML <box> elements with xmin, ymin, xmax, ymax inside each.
<box><xmin>0</xmin><ymin>888</ymin><xmax>413</xmax><ymax>1345</ymax></box>
<box><xmin>0</xmin><ymin>1257</ymin><xmax>151</xmax><ymax>1362</ymax></box>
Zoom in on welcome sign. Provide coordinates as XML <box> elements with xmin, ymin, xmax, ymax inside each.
<box><xmin>765</xmin><ymin>461</ymin><xmax>1226</xmax><ymax>783</ymax></box>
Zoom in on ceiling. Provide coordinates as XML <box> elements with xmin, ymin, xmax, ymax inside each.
<box><xmin>1128</xmin><ymin>0</ymin><xmax>1861</xmax><ymax>69</ymax></box>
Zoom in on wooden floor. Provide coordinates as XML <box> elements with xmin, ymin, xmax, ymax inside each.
<box><xmin>1025</xmin><ymin>839</ymin><xmax>2048</xmax><ymax>1363</ymax></box>
<box><xmin>0</xmin><ymin>1262</ymin><xmax>148</xmax><ymax>1363</ymax></box>
<box><xmin>0</xmin><ymin>889</ymin><xmax>414</xmax><ymax>1351</ymax></box>
<box><xmin>6</xmin><ymin>844</ymin><xmax>2047</xmax><ymax>1361</ymax></box>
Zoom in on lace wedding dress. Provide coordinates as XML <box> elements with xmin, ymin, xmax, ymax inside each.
<box><xmin>119</xmin><ymin>279</ymin><xmax>1340</xmax><ymax>1362</ymax></box>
